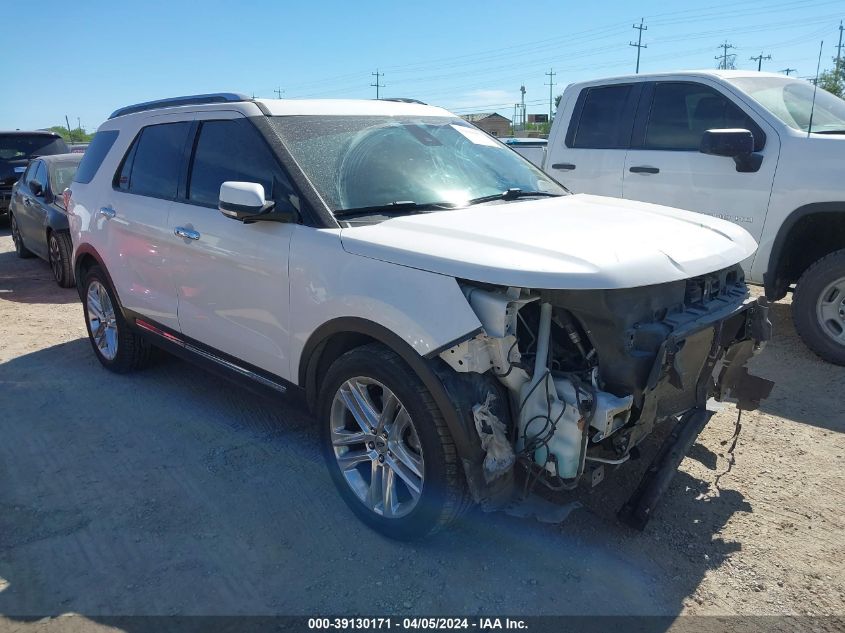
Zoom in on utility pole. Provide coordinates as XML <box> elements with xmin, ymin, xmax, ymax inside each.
<box><xmin>273</xmin><ymin>87</ymin><xmax>284</xmax><ymax>99</ymax></box>
<box><xmin>65</xmin><ymin>115</ymin><xmax>73</xmax><ymax>142</ymax></box>
<box><xmin>520</xmin><ymin>84</ymin><xmax>526</xmax><ymax>131</ymax></box>
<box><xmin>836</xmin><ymin>20</ymin><xmax>843</xmax><ymax>75</ymax></box>
<box><xmin>371</xmin><ymin>70</ymin><xmax>385</xmax><ymax>99</ymax></box>
<box><xmin>779</xmin><ymin>68</ymin><xmax>797</xmax><ymax>76</ymax></box>
<box><xmin>630</xmin><ymin>19</ymin><xmax>647</xmax><ymax>74</ymax></box>
<box><xmin>750</xmin><ymin>52</ymin><xmax>772</xmax><ymax>71</ymax></box>
<box><xmin>544</xmin><ymin>69</ymin><xmax>556</xmax><ymax>123</ymax></box>
<box><xmin>716</xmin><ymin>41</ymin><xmax>735</xmax><ymax>69</ymax></box>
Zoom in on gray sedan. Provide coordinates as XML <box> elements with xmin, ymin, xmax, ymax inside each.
<box><xmin>9</xmin><ymin>153</ymin><xmax>82</xmax><ymax>287</ymax></box>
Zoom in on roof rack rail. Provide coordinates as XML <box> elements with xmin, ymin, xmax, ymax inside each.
<box><xmin>108</xmin><ymin>93</ymin><xmax>251</xmax><ymax>120</ymax></box>
<box><xmin>380</xmin><ymin>97</ymin><xmax>428</xmax><ymax>105</ymax></box>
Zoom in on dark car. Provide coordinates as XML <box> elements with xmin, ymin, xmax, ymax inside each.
<box><xmin>1</xmin><ymin>131</ymin><xmax>69</xmax><ymax>219</ymax></box>
<box><xmin>9</xmin><ymin>153</ymin><xmax>82</xmax><ymax>287</ymax></box>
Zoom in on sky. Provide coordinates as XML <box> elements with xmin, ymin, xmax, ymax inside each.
<box><xmin>2</xmin><ymin>0</ymin><xmax>842</xmax><ymax>131</ymax></box>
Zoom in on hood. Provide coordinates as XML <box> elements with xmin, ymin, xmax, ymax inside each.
<box><xmin>339</xmin><ymin>194</ymin><xmax>758</xmax><ymax>289</ymax></box>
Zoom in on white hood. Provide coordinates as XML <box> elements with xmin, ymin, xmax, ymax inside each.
<box><xmin>339</xmin><ymin>194</ymin><xmax>758</xmax><ymax>290</ymax></box>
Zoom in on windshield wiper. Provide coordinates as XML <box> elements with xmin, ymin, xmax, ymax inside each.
<box><xmin>334</xmin><ymin>200</ymin><xmax>456</xmax><ymax>219</ymax></box>
<box><xmin>467</xmin><ymin>188</ymin><xmax>562</xmax><ymax>206</ymax></box>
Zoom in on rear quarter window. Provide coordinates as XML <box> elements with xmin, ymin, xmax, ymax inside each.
<box><xmin>74</xmin><ymin>131</ymin><xmax>119</xmax><ymax>184</ymax></box>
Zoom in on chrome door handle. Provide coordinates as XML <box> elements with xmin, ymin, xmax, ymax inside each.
<box><xmin>174</xmin><ymin>227</ymin><xmax>200</xmax><ymax>240</ymax></box>
<box><xmin>99</xmin><ymin>206</ymin><xmax>116</xmax><ymax>219</ymax></box>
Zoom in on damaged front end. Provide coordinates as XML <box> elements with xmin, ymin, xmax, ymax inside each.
<box><xmin>436</xmin><ymin>264</ymin><xmax>773</xmax><ymax>528</ymax></box>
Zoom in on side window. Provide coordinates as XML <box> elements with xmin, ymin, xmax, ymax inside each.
<box><xmin>75</xmin><ymin>130</ymin><xmax>119</xmax><ymax>184</ymax></box>
<box><xmin>32</xmin><ymin>162</ymin><xmax>48</xmax><ymax>194</ymax></box>
<box><xmin>644</xmin><ymin>82</ymin><xmax>764</xmax><ymax>151</ymax></box>
<box><xmin>22</xmin><ymin>161</ymin><xmax>39</xmax><ymax>184</ymax></box>
<box><xmin>115</xmin><ymin>122</ymin><xmax>191</xmax><ymax>198</ymax></box>
<box><xmin>186</xmin><ymin>119</ymin><xmax>296</xmax><ymax>208</ymax></box>
<box><xmin>571</xmin><ymin>85</ymin><xmax>634</xmax><ymax>149</ymax></box>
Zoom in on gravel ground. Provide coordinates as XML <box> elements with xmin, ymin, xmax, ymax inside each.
<box><xmin>0</xmin><ymin>228</ymin><xmax>843</xmax><ymax>629</ymax></box>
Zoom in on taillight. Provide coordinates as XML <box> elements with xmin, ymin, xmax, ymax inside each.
<box><xmin>63</xmin><ymin>188</ymin><xmax>72</xmax><ymax>210</ymax></box>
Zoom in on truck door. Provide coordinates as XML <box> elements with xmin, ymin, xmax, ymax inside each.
<box><xmin>545</xmin><ymin>83</ymin><xmax>640</xmax><ymax>197</ymax></box>
<box><xmin>622</xmin><ymin>80</ymin><xmax>779</xmax><ymax>245</ymax></box>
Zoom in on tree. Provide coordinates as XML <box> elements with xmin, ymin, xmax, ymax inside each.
<box><xmin>817</xmin><ymin>57</ymin><xmax>844</xmax><ymax>98</ymax></box>
<box><xmin>47</xmin><ymin>125</ymin><xmax>94</xmax><ymax>143</ymax></box>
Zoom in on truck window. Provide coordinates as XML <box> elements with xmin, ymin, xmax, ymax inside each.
<box><xmin>570</xmin><ymin>85</ymin><xmax>634</xmax><ymax>149</ymax></box>
<box><xmin>644</xmin><ymin>82</ymin><xmax>764</xmax><ymax>151</ymax></box>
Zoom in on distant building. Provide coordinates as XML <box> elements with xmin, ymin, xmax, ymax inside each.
<box><xmin>460</xmin><ymin>112</ymin><xmax>512</xmax><ymax>137</ymax></box>
<box><xmin>527</xmin><ymin>113</ymin><xmax>549</xmax><ymax>124</ymax></box>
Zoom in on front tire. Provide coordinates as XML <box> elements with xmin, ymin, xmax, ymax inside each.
<box><xmin>48</xmin><ymin>231</ymin><xmax>75</xmax><ymax>288</ymax></box>
<box><xmin>793</xmin><ymin>249</ymin><xmax>845</xmax><ymax>365</ymax></box>
<box><xmin>10</xmin><ymin>214</ymin><xmax>34</xmax><ymax>259</ymax></box>
<box><xmin>82</xmin><ymin>265</ymin><xmax>152</xmax><ymax>373</ymax></box>
<box><xmin>318</xmin><ymin>344</ymin><xmax>471</xmax><ymax>540</ymax></box>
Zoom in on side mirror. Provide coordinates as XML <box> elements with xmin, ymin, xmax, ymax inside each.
<box><xmin>219</xmin><ymin>181</ymin><xmax>272</xmax><ymax>220</ymax></box>
<box><xmin>29</xmin><ymin>181</ymin><xmax>43</xmax><ymax>197</ymax></box>
<box><xmin>699</xmin><ymin>129</ymin><xmax>762</xmax><ymax>173</ymax></box>
<box><xmin>219</xmin><ymin>181</ymin><xmax>298</xmax><ymax>224</ymax></box>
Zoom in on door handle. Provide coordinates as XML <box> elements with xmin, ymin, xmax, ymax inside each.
<box><xmin>99</xmin><ymin>206</ymin><xmax>116</xmax><ymax>219</ymax></box>
<box><xmin>629</xmin><ymin>166</ymin><xmax>660</xmax><ymax>174</ymax></box>
<box><xmin>551</xmin><ymin>163</ymin><xmax>576</xmax><ymax>171</ymax></box>
<box><xmin>174</xmin><ymin>226</ymin><xmax>200</xmax><ymax>241</ymax></box>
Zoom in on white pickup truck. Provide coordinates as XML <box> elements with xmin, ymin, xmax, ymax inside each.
<box><xmin>544</xmin><ymin>70</ymin><xmax>845</xmax><ymax>365</ymax></box>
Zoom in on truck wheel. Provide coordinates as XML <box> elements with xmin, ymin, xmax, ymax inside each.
<box><xmin>793</xmin><ymin>249</ymin><xmax>845</xmax><ymax>366</ymax></box>
<box><xmin>48</xmin><ymin>231</ymin><xmax>75</xmax><ymax>288</ymax></box>
<box><xmin>318</xmin><ymin>343</ymin><xmax>471</xmax><ymax>540</ymax></box>
<box><xmin>82</xmin><ymin>265</ymin><xmax>152</xmax><ymax>373</ymax></box>
<box><xmin>10</xmin><ymin>214</ymin><xmax>34</xmax><ymax>259</ymax></box>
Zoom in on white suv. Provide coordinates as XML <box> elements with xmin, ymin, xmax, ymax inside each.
<box><xmin>68</xmin><ymin>93</ymin><xmax>772</xmax><ymax>539</ymax></box>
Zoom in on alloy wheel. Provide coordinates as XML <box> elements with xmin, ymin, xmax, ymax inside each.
<box><xmin>10</xmin><ymin>216</ymin><xmax>22</xmax><ymax>253</ymax></box>
<box><xmin>49</xmin><ymin>235</ymin><xmax>62</xmax><ymax>282</ymax></box>
<box><xmin>816</xmin><ymin>276</ymin><xmax>845</xmax><ymax>346</ymax></box>
<box><xmin>329</xmin><ymin>377</ymin><xmax>424</xmax><ymax>518</ymax></box>
<box><xmin>86</xmin><ymin>280</ymin><xmax>119</xmax><ymax>360</ymax></box>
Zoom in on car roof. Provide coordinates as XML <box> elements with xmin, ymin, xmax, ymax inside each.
<box><xmin>571</xmin><ymin>69</ymin><xmax>791</xmax><ymax>86</ymax></box>
<box><xmin>35</xmin><ymin>153</ymin><xmax>83</xmax><ymax>163</ymax></box>
<box><xmin>0</xmin><ymin>130</ymin><xmax>63</xmax><ymax>136</ymax></box>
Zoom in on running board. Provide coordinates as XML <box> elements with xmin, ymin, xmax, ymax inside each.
<box><xmin>134</xmin><ymin>318</ymin><xmax>287</xmax><ymax>394</ymax></box>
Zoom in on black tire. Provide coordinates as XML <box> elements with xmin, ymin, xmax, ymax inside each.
<box><xmin>48</xmin><ymin>231</ymin><xmax>75</xmax><ymax>288</ymax></box>
<box><xmin>793</xmin><ymin>249</ymin><xmax>845</xmax><ymax>366</ymax></box>
<box><xmin>318</xmin><ymin>343</ymin><xmax>471</xmax><ymax>540</ymax></box>
<box><xmin>81</xmin><ymin>264</ymin><xmax>153</xmax><ymax>373</ymax></box>
<box><xmin>10</xmin><ymin>214</ymin><xmax>34</xmax><ymax>259</ymax></box>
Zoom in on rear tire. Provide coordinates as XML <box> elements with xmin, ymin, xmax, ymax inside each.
<box><xmin>318</xmin><ymin>343</ymin><xmax>471</xmax><ymax>540</ymax></box>
<box><xmin>793</xmin><ymin>249</ymin><xmax>845</xmax><ymax>366</ymax></box>
<box><xmin>82</xmin><ymin>265</ymin><xmax>152</xmax><ymax>373</ymax></box>
<box><xmin>48</xmin><ymin>231</ymin><xmax>75</xmax><ymax>288</ymax></box>
<box><xmin>10</xmin><ymin>214</ymin><xmax>34</xmax><ymax>259</ymax></box>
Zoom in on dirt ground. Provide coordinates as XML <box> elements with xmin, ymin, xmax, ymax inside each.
<box><xmin>0</xmin><ymin>227</ymin><xmax>843</xmax><ymax>629</ymax></box>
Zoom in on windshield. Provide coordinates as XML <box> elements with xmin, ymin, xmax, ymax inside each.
<box><xmin>0</xmin><ymin>135</ymin><xmax>68</xmax><ymax>161</ymax></box>
<box><xmin>269</xmin><ymin>115</ymin><xmax>565</xmax><ymax>216</ymax></box>
<box><xmin>726</xmin><ymin>76</ymin><xmax>845</xmax><ymax>133</ymax></box>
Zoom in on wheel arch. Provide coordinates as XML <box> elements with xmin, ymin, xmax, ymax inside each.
<box><xmin>299</xmin><ymin>317</ymin><xmax>482</xmax><ymax>463</ymax></box>
<box><xmin>73</xmin><ymin>244</ymin><xmax>120</xmax><ymax>305</ymax></box>
<box><xmin>764</xmin><ymin>202</ymin><xmax>845</xmax><ymax>300</ymax></box>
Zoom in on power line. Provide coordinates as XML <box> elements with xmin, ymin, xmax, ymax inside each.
<box><xmin>750</xmin><ymin>51</ymin><xmax>772</xmax><ymax>70</ymax></box>
<box><xmin>544</xmin><ymin>69</ymin><xmax>556</xmax><ymax>122</ymax></box>
<box><xmin>630</xmin><ymin>19</ymin><xmax>648</xmax><ymax>73</ymax></box>
<box><xmin>371</xmin><ymin>70</ymin><xmax>385</xmax><ymax>100</ymax></box>
<box><xmin>716</xmin><ymin>40</ymin><xmax>736</xmax><ymax>69</ymax></box>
